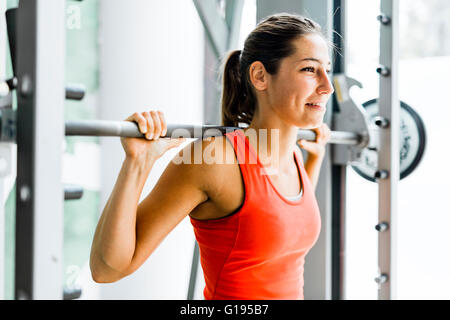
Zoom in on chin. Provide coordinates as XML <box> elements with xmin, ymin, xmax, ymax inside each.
<box><xmin>296</xmin><ymin>119</ymin><xmax>323</xmax><ymax>130</ymax></box>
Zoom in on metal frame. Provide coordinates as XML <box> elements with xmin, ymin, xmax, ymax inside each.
<box><xmin>14</xmin><ymin>0</ymin><xmax>65</xmax><ymax>299</ymax></box>
<box><xmin>192</xmin><ymin>0</ymin><xmax>244</xmax><ymax>60</ymax></box>
<box><xmin>198</xmin><ymin>0</ymin><xmax>245</xmax><ymax>128</ymax></box>
<box><xmin>5</xmin><ymin>0</ymin><xmax>399</xmax><ymax>300</ymax></box>
<box><xmin>65</xmin><ymin>119</ymin><xmax>360</xmax><ymax>144</ymax></box>
<box><xmin>375</xmin><ymin>0</ymin><xmax>400</xmax><ymax>300</ymax></box>
<box><xmin>330</xmin><ymin>0</ymin><xmax>346</xmax><ymax>300</ymax></box>
<box><xmin>192</xmin><ymin>0</ymin><xmax>229</xmax><ymax>59</ymax></box>
<box><xmin>0</xmin><ymin>0</ymin><xmax>7</xmax><ymax>300</ymax></box>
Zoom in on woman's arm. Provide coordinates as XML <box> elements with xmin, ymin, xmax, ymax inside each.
<box><xmin>90</xmin><ymin>109</ymin><xmax>210</xmax><ymax>283</ymax></box>
<box><xmin>90</xmin><ymin>141</ymin><xmax>210</xmax><ymax>283</ymax></box>
<box><xmin>297</xmin><ymin>123</ymin><xmax>331</xmax><ymax>192</ymax></box>
<box><xmin>304</xmin><ymin>153</ymin><xmax>325</xmax><ymax>192</ymax></box>
<box><xmin>89</xmin><ymin>154</ymin><xmax>155</xmax><ymax>282</ymax></box>
<box><xmin>295</xmin><ymin>144</ymin><xmax>324</xmax><ymax>193</ymax></box>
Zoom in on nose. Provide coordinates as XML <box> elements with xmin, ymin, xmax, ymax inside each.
<box><xmin>317</xmin><ymin>72</ymin><xmax>334</xmax><ymax>95</ymax></box>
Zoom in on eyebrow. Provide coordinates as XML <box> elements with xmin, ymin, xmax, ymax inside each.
<box><xmin>297</xmin><ymin>58</ymin><xmax>332</xmax><ymax>66</ymax></box>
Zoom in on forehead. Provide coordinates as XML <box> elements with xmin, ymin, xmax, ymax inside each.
<box><xmin>288</xmin><ymin>34</ymin><xmax>331</xmax><ymax>65</ymax></box>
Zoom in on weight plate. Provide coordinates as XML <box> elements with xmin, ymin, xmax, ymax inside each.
<box><xmin>351</xmin><ymin>99</ymin><xmax>426</xmax><ymax>182</ymax></box>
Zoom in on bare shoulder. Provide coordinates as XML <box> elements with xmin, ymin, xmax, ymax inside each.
<box><xmin>119</xmin><ymin>134</ymin><xmax>240</xmax><ymax>276</ymax></box>
<box><xmin>175</xmin><ymin>134</ymin><xmax>238</xmax><ymax>199</ymax></box>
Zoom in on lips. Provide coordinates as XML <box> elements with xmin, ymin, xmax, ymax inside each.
<box><xmin>305</xmin><ymin>102</ymin><xmax>326</xmax><ymax>110</ymax></box>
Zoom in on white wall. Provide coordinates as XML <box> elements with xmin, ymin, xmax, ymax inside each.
<box><xmin>93</xmin><ymin>0</ymin><xmax>204</xmax><ymax>299</ymax></box>
<box><xmin>0</xmin><ymin>1</ymin><xmax>6</xmax><ymax>299</ymax></box>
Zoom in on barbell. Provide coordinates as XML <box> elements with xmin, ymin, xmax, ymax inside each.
<box><xmin>0</xmin><ymin>78</ymin><xmax>427</xmax><ymax>184</ymax></box>
<box><xmin>1</xmin><ymin>6</ymin><xmax>425</xmax><ymax>186</ymax></box>
<box><xmin>65</xmin><ymin>120</ymin><xmax>363</xmax><ymax>145</ymax></box>
<box><xmin>0</xmin><ymin>94</ymin><xmax>426</xmax><ymax>184</ymax></box>
<box><xmin>351</xmin><ymin>98</ymin><xmax>426</xmax><ymax>182</ymax></box>
<box><xmin>64</xmin><ymin>97</ymin><xmax>426</xmax><ymax>183</ymax></box>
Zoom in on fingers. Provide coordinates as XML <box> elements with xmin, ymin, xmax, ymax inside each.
<box><xmin>142</xmin><ymin>111</ymin><xmax>154</xmax><ymax>139</ymax></box>
<box><xmin>126</xmin><ymin>110</ymin><xmax>167</xmax><ymax>140</ymax></box>
<box><xmin>127</xmin><ymin>112</ymin><xmax>148</xmax><ymax>135</ymax></box>
<box><xmin>313</xmin><ymin>124</ymin><xmax>331</xmax><ymax>144</ymax></box>
<box><xmin>149</xmin><ymin>110</ymin><xmax>162</xmax><ymax>140</ymax></box>
<box><xmin>322</xmin><ymin>124</ymin><xmax>331</xmax><ymax>141</ymax></box>
<box><xmin>157</xmin><ymin>110</ymin><xmax>167</xmax><ymax>136</ymax></box>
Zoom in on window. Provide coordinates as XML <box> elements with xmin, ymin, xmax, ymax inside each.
<box><xmin>345</xmin><ymin>0</ymin><xmax>450</xmax><ymax>299</ymax></box>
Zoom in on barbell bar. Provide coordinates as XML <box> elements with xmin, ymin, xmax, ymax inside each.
<box><xmin>0</xmin><ymin>107</ymin><xmax>424</xmax><ymax>183</ymax></box>
<box><xmin>65</xmin><ymin>120</ymin><xmax>364</xmax><ymax>146</ymax></box>
<box><xmin>0</xmin><ymin>77</ymin><xmax>85</xmax><ymax>101</ymax></box>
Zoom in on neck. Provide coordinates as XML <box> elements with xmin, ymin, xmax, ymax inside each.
<box><xmin>243</xmin><ymin>115</ymin><xmax>298</xmax><ymax>174</ymax></box>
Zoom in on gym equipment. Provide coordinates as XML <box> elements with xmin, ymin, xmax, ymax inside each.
<box><xmin>1</xmin><ymin>6</ymin><xmax>425</xmax><ymax>184</ymax></box>
<box><xmin>0</xmin><ymin>86</ymin><xmax>426</xmax><ymax>184</ymax></box>
<box><xmin>351</xmin><ymin>99</ymin><xmax>426</xmax><ymax>182</ymax></box>
<box><xmin>1</xmin><ymin>0</ymin><xmax>422</xmax><ymax>301</ymax></box>
<box><xmin>376</xmin><ymin>0</ymin><xmax>400</xmax><ymax>300</ymax></box>
<box><xmin>64</xmin><ymin>119</ymin><xmax>362</xmax><ymax>144</ymax></box>
<box><xmin>64</xmin><ymin>184</ymin><xmax>84</xmax><ymax>200</ymax></box>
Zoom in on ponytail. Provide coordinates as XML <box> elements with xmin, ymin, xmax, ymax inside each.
<box><xmin>220</xmin><ymin>50</ymin><xmax>256</xmax><ymax>128</ymax></box>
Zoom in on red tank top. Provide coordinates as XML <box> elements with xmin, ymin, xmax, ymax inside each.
<box><xmin>189</xmin><ymin>129</ymin><xmax>321</xmax><ymax>300</ymax></box>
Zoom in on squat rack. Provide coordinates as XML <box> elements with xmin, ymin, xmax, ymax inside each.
<box><xmin>0</xmin><ymin>0</ymin><xmax>399</xmax><ymax>299</ymax></box>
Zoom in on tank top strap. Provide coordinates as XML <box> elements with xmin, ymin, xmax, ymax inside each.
<box><xmin>293</xmin><ymin>144</ymin><xmax>313</xmax><ymax>193</ymax></box>
<box><xmin>226</xmin><ymin>129</ymin><xmax>312</xmax><ymax>203</ymax></box>
<box><xmin>224</xmin><ymin>129</ymin><xmax>259</xmax><ymax>166</ymax></box>
<box><xmin>224</xmin><ymin>129</ymin><xmax>269</xmax><ymax>206</ymax></box>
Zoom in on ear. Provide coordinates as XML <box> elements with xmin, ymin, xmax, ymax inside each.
<box><xmin>249</xmin><ymin>61</ymin><xmax>268</xmax><ymax>91</ymax></box>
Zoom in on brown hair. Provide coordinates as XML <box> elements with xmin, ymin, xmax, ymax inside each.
<box><xmin>220</xmin><ymin>13</ymin><xmax>326</xmax><ymax>127</ymax></box>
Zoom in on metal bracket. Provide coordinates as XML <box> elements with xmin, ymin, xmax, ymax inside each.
<box><xmin>192</xmin><ymin>0</ymin><xmax>244</xmax><ymax>59</ymax></box>
<box><xmin>0</xmin><ymin>82</ymin><xmax>13</xmax><ymax>109</ymax></box>
<box><xmin>331</xmin><ymin>74</ymin><xmax>371</xmax><ymax>165</ymax></box>
<box><xmin>0</xmin><ymin>108</ymin><xmax>16</xmax><ymax>143</ymax></box>
<box><xmin>0</xmin><ymin>82</ymin><xmax>16</xmax><ymax>143</ymax></box>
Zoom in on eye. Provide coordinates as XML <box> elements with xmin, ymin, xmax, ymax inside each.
<box><xmin>302</xmin><ymin>67</ymin><xmax>315</xmax><ymax>72</ymax></box>
<box><xmin>301</xmin><ymin>67</ymin><xmax>332</xmax><ymax>75</ymax></box>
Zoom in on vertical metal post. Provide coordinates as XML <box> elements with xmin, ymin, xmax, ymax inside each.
<box><xmin>0</xmin><ymin>0</ymin><xmax>7</xmax><ymax>300</ymax></box>
<box><xmin>15</xmin><ymin>0</ymin><xmax>65</xmax><ymax>299</ymax></box>
<box><xmin>376</xmin><ymin>0</ymin><xmax>399</xmax><ymax>300</ymax></box>
<box><xmin>331</xmin><ymin>0</ymin><xmax>346</xmax><ymax>300</ymax></box>
<box><xmin>187</xmin><ymin>241</ymin><xmax>200</xmax><ymax>299</ymax></box>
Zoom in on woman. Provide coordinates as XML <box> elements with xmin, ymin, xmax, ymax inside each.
<box><xmin>90</xmin><ymin>13</ymin><xmax>334</xmax><ymax>300</ymax></box>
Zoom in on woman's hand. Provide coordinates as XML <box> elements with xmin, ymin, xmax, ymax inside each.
<box><xmin>297</xmin><ymin>123</ymin><xmax>331</xmax><ymax>159</ymax></box>
<box><xmin>120</xmin><ymin>110</ymin><xmax>186</xmax><ymax>161</ymax></box>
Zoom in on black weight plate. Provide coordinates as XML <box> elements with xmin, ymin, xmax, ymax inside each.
<box><xmin>351</xmin><ymin>98</ymin><xmax>426</xmax><ymax>182</ymax></box>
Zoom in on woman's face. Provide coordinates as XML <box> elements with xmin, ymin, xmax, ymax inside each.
<box><xmin>264</xmin><ymin>34</ymin><xmax>334</xmax><ymax>129</ymax></box>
